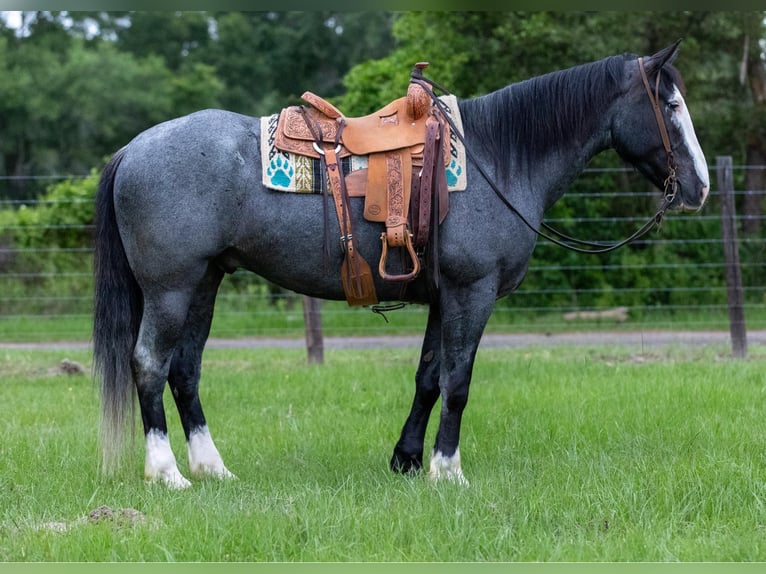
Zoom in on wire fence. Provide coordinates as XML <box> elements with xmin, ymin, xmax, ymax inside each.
<box><xmin>0</xmin><ymin>162</ymin><xmax>764</xmax><ymax>342</ymax></box>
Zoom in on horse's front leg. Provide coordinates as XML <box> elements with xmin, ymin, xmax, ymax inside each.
<box><xmin>429</xmin><ymin>282</ymin><xmax>496</xmax><ymax>485</ymax></box>
<box><xmin>390</xmin><ymin>302</ymin><xmax>442</xmax><ymax>474</ymax></box>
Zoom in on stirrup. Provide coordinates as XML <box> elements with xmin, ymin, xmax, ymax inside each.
<box><xmin>379</xmin><ymin>231</ymin><xmax>420</xmax><ymax>282</ymax></box>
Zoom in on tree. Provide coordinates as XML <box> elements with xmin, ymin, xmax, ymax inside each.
<box><xmin>0</xmin><ymin>11</ymin><xmax>397</xmax><ymax>198</ymax></box>
<box><xmin>0</xmin><ymin>12</ymin><xmax>223</xmax><ymax>200</ymax></box>
<box><xmin>114</xmin><ymin>11</ymin><xmax>212</xmax><ymax>71</ymax></box>
<box><xmin>198</xmin><ymin>12</ymin><xmax>395</xmax><ymax>116</ymax></box>
<box><xmin>740</xmin><ymin>12</ymin><xmax>766</xmax><ymax>234</ymax></box>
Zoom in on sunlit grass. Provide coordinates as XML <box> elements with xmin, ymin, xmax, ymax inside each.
<box><xmin>2</xmin><ymin>345</ymin><xmax>766</xmax><ymax>561</ymax></box>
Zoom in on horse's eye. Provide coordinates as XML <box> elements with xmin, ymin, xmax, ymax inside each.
<box><xmin>667</xmin><ymin>100</ymin><xmax>681</xmax><ymax>111</ymax></box>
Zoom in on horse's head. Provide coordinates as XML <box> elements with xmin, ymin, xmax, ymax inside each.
<box><xmin>613</xmin><ymin>40</ymin><xmax>709</xmax><ymax>212</ymax></box>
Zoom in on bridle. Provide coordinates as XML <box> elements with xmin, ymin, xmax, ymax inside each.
<box><xmin>637</xmin><ymin>56</ymin><xmax>678</xmax><ymax>208</ymax></box>
<box><xmin>411</xmin><ymin>57</ymin><xmax>680</xmax><ymax>255</ymax></box>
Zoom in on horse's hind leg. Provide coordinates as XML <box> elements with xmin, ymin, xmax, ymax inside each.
<box><xmin>167</xmin><ymin>265</ymin><xmax>235</xmax><ymax>481</ymax></box>
<box><xmin>390</xmin><ymin>302</ymin><xmax>442</xmax><ymax>474</ymax></box>
<box><xmin>133</xmin><ymin>285</ymin><xmax>196</xmax><ymax>489</ymax></box>
<box><xmin>133</xmin><ymin>258</ymin><xmax>226</xmax><ymax>488</ymax></box>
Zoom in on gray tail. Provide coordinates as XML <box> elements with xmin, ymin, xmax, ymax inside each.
<box><xmin>92</xmin><ymin>146</ymin><xmax>142</xmax><ymax>476</ymax></box>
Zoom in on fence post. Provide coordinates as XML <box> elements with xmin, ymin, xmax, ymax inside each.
<box><xmin>717</xmin><ymin>156</ymin><xmax>748</xmax><ymax>358</ymax></box>
<box><xmin>302</xmin><ymin>295</ymin><xmax>324</xmax><ymax>364</ymax></box>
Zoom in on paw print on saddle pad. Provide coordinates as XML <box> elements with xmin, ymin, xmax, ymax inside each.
<box><xmin>446</xmin><ymin>158</ymin><xmax>463</xmax><ymax>188</ymax></box>
<box><xmin>266</xmin><ymin>155</ymin><xmax>295</xmax><ymax>189</ymax></box>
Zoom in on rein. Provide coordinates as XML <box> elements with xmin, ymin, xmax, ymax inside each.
<box><xmin>410</xmin><ymin>58</ymin><xmax>679</xmax><ymax>255</ymax></box>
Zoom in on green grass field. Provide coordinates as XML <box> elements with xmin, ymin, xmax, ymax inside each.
<box><xmin>2</xmin><ymin>343</ymin><xmax>766</xmax><ymax>562</ymax></box>
<box><xmin>2</xmin><ymin>298</ymin><xmax>763</xmax><ymax>343</ymax></box>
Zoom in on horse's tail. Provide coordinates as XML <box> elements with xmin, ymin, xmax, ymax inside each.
<box><xmin>93</xmin><ymin>146</ymin><xmax>142</xmax><ymax>476</ymax></box>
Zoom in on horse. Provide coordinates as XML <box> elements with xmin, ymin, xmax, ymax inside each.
<box><xmin>94</xmin><ymin>41</ymin><xmax>709</xmax><ymax>488</ymax></box>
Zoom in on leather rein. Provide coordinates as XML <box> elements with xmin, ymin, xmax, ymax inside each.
<box><xmin>411</xmin><ymin>57</ymin><xmax>679</xmax><ymax>255</ymax></box>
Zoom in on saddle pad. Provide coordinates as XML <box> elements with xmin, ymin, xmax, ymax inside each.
<box><xmin>260</xmin><ymin>94</ymin><xmax>466</xmax><ymax>194</ymax></box>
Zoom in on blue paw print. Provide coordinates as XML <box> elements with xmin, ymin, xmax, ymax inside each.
<box><xmin>267</xmin><ymin>155</ymin><xmax>294</xmax><ymax>188</ymax></box>
<box><xmin>446</xmin><ymin>158</ymin><xmax>463</xmax><ymax>188</ymax></box>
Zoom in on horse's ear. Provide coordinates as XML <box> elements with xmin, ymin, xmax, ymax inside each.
<box><xmin>644</xmin><ymin>38</ymin><xmax>682</xmax><ymax>75</ymax></box>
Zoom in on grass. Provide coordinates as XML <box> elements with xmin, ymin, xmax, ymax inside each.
<box><xmin>2</xmin><ymin>343</ymin><xmax>766</xmax><ymax>561</ymax></box>
<box><xmin>1</xmin><ymin>300</ymin><xmax>765</xmax><ymax>344</ymax></box>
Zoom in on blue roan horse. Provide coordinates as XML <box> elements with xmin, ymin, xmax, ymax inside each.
<box><xmin>94</xmin><ymin>42</ymin><xmax>709</xmax><ymax>488</ymax></box>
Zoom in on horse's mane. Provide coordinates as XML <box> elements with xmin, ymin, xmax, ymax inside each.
<box><xmin>458</xmin><ymin>54</ymin><xmax>632</xmax><ymax>175</ymax></box>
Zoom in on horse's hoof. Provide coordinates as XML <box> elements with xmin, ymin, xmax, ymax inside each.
<box><xmin>190</xmin><ymin>464</ymin><xmax>237</xmax><ymax>481</ymax></box>
<box><xmin>145</xmin><ymin>470</ymin><xmax>192</xmax><ymax>490</ymax></box>
<box><xmin>390</xmin><ymin>452</ymin><xmax>423</xmax><ymax>475</ymax></box>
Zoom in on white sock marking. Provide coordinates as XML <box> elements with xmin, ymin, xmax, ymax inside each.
<box><xmin>187</xmin><ymin>426</ymin><xmax>236</xmax><ymax>480</ymax></box>
<box><xmin>145</xmin><ymin>430</ymin><xmax>191</xmax><ymax>489</ymax></box>
<box><xmin>429</xmin><ymin>448</ymin><xmax>469</xmax><ymax>486</ymax></box>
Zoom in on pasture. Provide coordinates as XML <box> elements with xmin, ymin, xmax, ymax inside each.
<box><xmin>1</xmin><ymin>342</ymin><xmax>766</xmax><ymax>562</ymax></box>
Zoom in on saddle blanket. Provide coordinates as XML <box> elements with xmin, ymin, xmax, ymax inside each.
<box><xmin>260</xmin><ymin>94</ymin><xmax>467</xmax><ymax>194</ymax></box>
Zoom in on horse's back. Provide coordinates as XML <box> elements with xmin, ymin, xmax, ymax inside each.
<box><xmin>118</xmin><ymin>108</ymin><xmax>261</xmax><ymax>192</ymax></box>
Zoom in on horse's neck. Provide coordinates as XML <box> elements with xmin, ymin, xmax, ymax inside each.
<box><xmin>461</xmin><ymin>60</ymin><xmax>619</xmax><ymax>210</ymax></box>
<box><xmin>538</xmin><ymin>129</ymin><xmax>611</xmax><ymax>211</ymax></box>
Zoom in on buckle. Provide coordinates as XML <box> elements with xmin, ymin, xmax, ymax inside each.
<box><xmin>312</xmin><ymin>142</ymin><xmax>342</xmax><ymax>156</ymax></box>
<box><xmin>340</xmin><ymin>233</ymin><xmax>353</xmax><ymax>252</ymax></box>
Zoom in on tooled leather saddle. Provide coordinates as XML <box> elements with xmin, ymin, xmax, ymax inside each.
<box><xmin>273</xmin><ymin>63</ymin><xmax>450</xmax><ymax>306</ymax></box>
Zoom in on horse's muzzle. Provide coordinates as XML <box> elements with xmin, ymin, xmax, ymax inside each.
<box><xmin>673</xmin><ymin>182</ymin><xmax>709</xmax><ymax>213</ymax></box>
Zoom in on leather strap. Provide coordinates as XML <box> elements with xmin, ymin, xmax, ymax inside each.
<box><xmin>364</xmin><ymin>153</ymin><xmax>388</xmax><ymax>222</ymax></box>
<box><xmin>378</xmin><ymin>148</ymin><xmax>420</xmax><ymax>283</ymax></box>
<box><xmin>638</xmin><ymin>57</ymin><xmax>674</xmax><ymax>164</ymax></box>
<box><xmin>324</xmin><ymin>144</ymin><xmax>352</xmax><ymax>248</ymax></box>
<box><xmin>324</xmin><ymin>138</ymin><xmax>378</xmax><ymax>305</ymax></box>
<box><xmin>638</xmin><ymin>56</ymin><xmax>678</xmax><ymax>206</ymax></box>
<box><xmin>430</xmin><ymin>115</ymin><xmax>448</xmax><ymax>290</ymax></box>
<box><xmin>414</xmin><ymin>116</ymin><xmax>439</xmax><ymax>249</ymax></box>
<box><xmin>384</xmin><ymin>150</ymin><xmax>411</xmax><ymax>248</ymax></box>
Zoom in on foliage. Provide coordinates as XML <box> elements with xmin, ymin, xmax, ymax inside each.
<box><xmin>0</xmin><ymin>169</ymin><xmax>99</xmax><ymax>317</ymax></box>
<box><xmin>0</xmin><ymin>11</ymin><xmax>394</xmax><ymax>199</ymax></box>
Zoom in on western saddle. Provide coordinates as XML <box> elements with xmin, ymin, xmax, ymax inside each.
<box><xmin>273</xmin><ymin>63</ymin><xmax>450</xmax><ymax>307</ymax></box>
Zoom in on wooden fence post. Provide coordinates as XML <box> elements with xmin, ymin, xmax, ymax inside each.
<box><xmin>717</xmin><ymin>156</ymin><xmax>748</xmax><ymax>358</ymax></box>
<box><xmin>302</xmin><ymin>295</ymin><xmax>324</xmax><ymax>364</ymax></box>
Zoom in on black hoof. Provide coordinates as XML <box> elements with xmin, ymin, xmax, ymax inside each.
<box><xmin>390</xmin><ymin>450</ymin><xmax>423</xmax><ymax>475</ymax></box>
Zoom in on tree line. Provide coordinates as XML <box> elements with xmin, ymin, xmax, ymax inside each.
<box><xmin>1</xmin><ymin>11</ymin><xmax>764</xmax><ymax>319</ymax></box>
<box><xmin>0</xmin><ymin>11</ymin><xmax>396</xmax><ymax>199</ymax></box>
<box><xmin>3</xmin><ymin>12</ymin><xmax>763</xmax><ymax>194</ymax></box>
